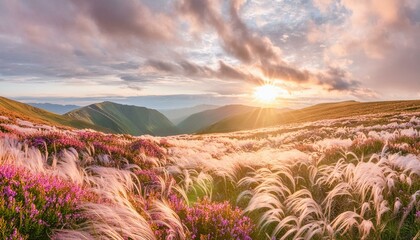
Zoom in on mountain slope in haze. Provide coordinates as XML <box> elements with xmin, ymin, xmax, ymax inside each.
<box><xmin>202</xmin><ymin>100</ymin><xmax>420</xmax><ymax>133</ymax></box>
<box><xmin>65</xmin><ymin>102</ymin><xmax>178</xmax><ymax>136</ymax></box>
<box><xmin>159</xmin><ymin>104</ymin><xmax>219</xmax><ymax>125</ymax></box>
<box><xmin>176</xmin><ymin>105</ymin><xmax>260</xmax><ymax>134</ymax></box>
<box><xmin>28</xmin><ymin>103</ymin><xmax>81</xmax><ymax>114</ymax></box>
<box><xmin>0</xmin><ymin>97</ymin><xmax>107</xmax><ymax>131</ymax></box>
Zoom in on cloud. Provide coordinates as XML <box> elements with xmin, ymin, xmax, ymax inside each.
<box><xmin>310</xmin><ymin>0</ymin><xmax>420</xmax><ymax>96</ymax></box>
<box><xmin>317</xmin><ymin>67</ymin><xmax>360</xmax><ymax>91</ymax></box>
<box><xmin>0</xmin><ymin>0</ymin><xmax>419</xmax><ymax>103</ymax></box>
<box><xmin>144</xmin><ymin>58</ymin><xmax>261</xmax><ymax>84</ymax></box>
<box><xmin>176</xmin><ymin>0</ymin><xmax>366</xmax><ymax>93</ymax></box>
<box><xmin>71</xmin><ymin>0</ymin><xmax>175</xmax><ymax>42</ymax></box>
<box><xmin>261</xmin><ymin>63</ymin><xmax>311</xmax><ymax>83</ymax></box>
<box><xmin>218</xmin><ymin>61</ymin><xmax>248</xmax><ymax>80</ymax></box>
<box><xmin>177</xmin><ymin>0</ymin><xmax>281</xmax><ymax>64</ymax></box>
<box><xmin>146</xmin><ymin>60</ymin><xmax>180</xmax><ymax>73</ymax></box>
<box><xmin>317</xmin><ymin>0</ymin><xmax>419</xmax><ymax>59</ymax></box>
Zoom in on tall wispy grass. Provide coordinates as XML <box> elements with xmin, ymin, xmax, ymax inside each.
<box><xmin>0</xmin><ymin>112</ymin><xmax>418</xmax><ymax>239</ymax></box>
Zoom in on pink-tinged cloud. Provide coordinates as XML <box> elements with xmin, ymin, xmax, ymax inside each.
<box><xmin>0</xmin><ymin>0</ymin><xmax>419</xmax><ymax>102</ymax></box>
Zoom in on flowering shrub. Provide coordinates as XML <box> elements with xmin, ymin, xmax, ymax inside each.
<box><xmin>169</xmin><ymin>196</ymin><xmax>254</xmax><ymax>240</ymax></box>
<box><xmin>130</xmin><ymin>139</ymin><xmax>165</xmax><ymax>159</ymax></box>
<box><xmin>0</xmin><ymin>165</ymin><xmax>90</xmax><ymax>239</ymax></box>
<box><xmin>1</xmin><ymin>111</ymin><xmax>420</xmax><ymax>239</ymax></box>
<box><xmin>135</xmin><ymin>169</ymin><xmax>160</xmax><ymax>186</ymax></box>
<box><xmin>91</xmin><ymin>141</ymin><xmax>125</xmax><ymax>156</ymax></box>
<box><xmin>26</xmin><ymin>132</ymin><xmax>85</xmax><ymax>154</ymax></box>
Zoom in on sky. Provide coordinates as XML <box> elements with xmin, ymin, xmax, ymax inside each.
<box><xmin>0</xmin><ymin>0</ymin><xmax>419</xmax><ymax>109</ymax></box>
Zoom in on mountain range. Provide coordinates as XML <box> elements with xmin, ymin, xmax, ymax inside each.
<box><xmin>177</xmin><ymin>105</ymin><xmax>265</xmax><ymax>134</ymax></box>
<box><xmin>1</xmin><ymin>96</ymin><xmax>419</xmax><ymax>136</ymax></box>
<box><xmin>28</xmin><ymin>103</ymin><xmax>80</xmax><ymax>114</ymax></box>
<box><xmin>201</xmin><ymin>100</ymin><xmax>420</xmax><ymax>133</ymax></box>
<box><xmin>159</xmin><ymin>104</ymin><xmax>219</xmax><ymax>125</ymax></box>
<box><xmin>0</xmin><ymin>97</ymin><xmax>108</xmax><ymax>132</ymax></box>
<box><xmin>65</xmin><ymin>102</ymin><xmax>178</xmax><ymax>136</ymax></box>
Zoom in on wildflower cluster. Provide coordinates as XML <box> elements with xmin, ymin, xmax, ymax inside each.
<box><xmin>0</xmin><ymin>165</ymin><xmax>90</xmax><ymax>239</ymax></box>
<box><xmin>130</xmin><ymin>138</ymin><xmax>165</xmax><ymax>159</ymax></box>
<box><xmin>169</xmin><ymin>196</ymin><xmax>254</xmax><ymax>240</ymax></box>
<box><xmin>21</xmin><ymin>129</ymin><xmax>167</xmax><ymax>169</ymax></box>
<box><xmin>0</xmin><ymin>112</ymin><xmax>418</xmax><ymax>239</ymax></box>
<box><xmin>26</xmin><ymin>132</ymin><xmax>85</xmax><ymax>153</ymax></box>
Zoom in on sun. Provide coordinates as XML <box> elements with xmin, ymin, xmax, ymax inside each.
<box><xmin>253</xmin><ymin>84</ymin><xmax>282</xmax><ymax>104</ymax></box>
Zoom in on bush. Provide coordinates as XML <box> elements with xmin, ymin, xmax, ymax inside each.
<box><xmin>0</xmin><ymin>165</ymin><xmax>90</xmax><ymax>239</ymax></box>
<box><xmin>27</xmin><ymin>132</ymin><xmax>85</xmax><ymax>154</ymax></box>
<box><xmin>130</xmin><ymin>139</ymin><xmax>165</xmax><ymax>159</ymax></box>
<box><xmin>169</xmin><ymin>196</ymin><xmax>254</xmax><ymax>240</ymax></box>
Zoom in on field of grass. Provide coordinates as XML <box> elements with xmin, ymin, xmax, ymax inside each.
<box><xmin>0</xmin><ymin>110</ymin><xmax>419</xmax><ymax>239</ymax></box>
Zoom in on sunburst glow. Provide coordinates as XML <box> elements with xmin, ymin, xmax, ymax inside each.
<box><xmin>253</xmin><ymin>84</ymin><xmax>282</xmax><ymax>103</ymax></box>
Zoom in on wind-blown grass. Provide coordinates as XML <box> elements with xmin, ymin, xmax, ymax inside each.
<box><xmin>0</xmin><ymin>111</ymin><xmax>418</xmax><ymax>239</ymax></box>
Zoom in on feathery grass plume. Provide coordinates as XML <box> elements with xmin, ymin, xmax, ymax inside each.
<box><xmin>150</xmin><ymin>199</ymin><xmax>187</xmax><ymax>239</ymax></box>
<box><xmin>1</xmin><ymin>110</ymin><xmax>419</xmax><ymax>239</ymax></box>
<box><xmin>55</xmin><ymin>148</ymin><xmax>86</xmax><ymax>185</ymax></box>
<box><xmin>331</xmin><ymin>211</ymin><xmax>362</xmax><ymax>234</ymax></box>
<box><xmin>0</xmin><ymin>137</ymin><xmax>46</xmax><ymax>173</ymax></box>
<box><xmin>322</xmin><ymin>182</ymin><xmax>353</xmax><ymax>219</ymax></box>
<box><xmin>85</xmin><ymin>166</ymin><xmax>140</xmax><ymax>204</ymax></box>
<box><xmin>74</xmin><ymin>203</ymin><xmax>156</xmax><ymax>240</ymax></box>
<box><xmin>52</xmin><ymin>229</ymin><xmax>95</xmax><ymax>240</ymax></box>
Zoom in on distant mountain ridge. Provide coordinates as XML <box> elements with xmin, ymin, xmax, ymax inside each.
<box><xmin>159</xmin><ymin>104</ymin><xmax>219</xmax><ymax>125</ymax></box>
<box><xmin>176</xmin><ymin>105</ymin><xmax>259</xmax><ymax>134</ymax></box>
<box><xmin>65</xmin><ymin>101</ymin><xmax>178</xmax><ymax>136</ymax></box>
<box><xmin>201</xmin><ymin>100</ymin><xmax>420</xmax><ymax>133</ymax></box>
<box><xmin>28</xmin><ymin>103</ymin><xmax>80</xmax><ymax>114</ymax></box>
<box><xmin>3</xmin><ymin>97</ymin><xmax>419</xmax><ymax>136</ymax></box>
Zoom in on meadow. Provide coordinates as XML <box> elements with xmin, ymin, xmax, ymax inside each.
<box><xmin>0</xmin><ymin>111</ymin><xmax>419</xmax><ymax>239</ymax></box>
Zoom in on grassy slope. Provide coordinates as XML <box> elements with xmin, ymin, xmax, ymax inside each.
<box><xmin>160</xmin><ymin>104</ymin><xmax>219</xmax><ymax>125</ymax></box>
<box><xmin>65</xmin><ymin>101</ymin><xmax>179</xmax><ymax>136</ymax></box>
<box><xmin>202</xmin><ymin>100</ymin><xmax>420</xmax><ymax>133</ymax></box>
<box><xmin>176</xmin><ymin>105</ymin><xmax>259</xmax><ymax>134</ymax></box>
<box><xmin>0</xmin><ymin>97</ymin><xmax>109</xmax><ymax>131</ymax></box>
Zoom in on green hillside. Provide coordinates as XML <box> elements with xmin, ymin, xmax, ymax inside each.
<box><xmin>0</xmin><ymin>96</ymin><xmax>108</xmax><ymax>131</ymax></box>
<box><xmin>65</xmin><ymin>101</ymin><xmax>179</xmax><ymax>136</ymax></box>
<box><xmin>201</xmin><ymin>100</ymin><xmax>420</xmax><ymax>133</ymax></box>
<box><xmin>160</xmin><ymin>104</ymin><xmax>219</xmax><ymax>125</ymax></box>
<box><xmin>177</xmin><ymin>105</ymin><xmax>258</xmax><ymax>134</ymax></box>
